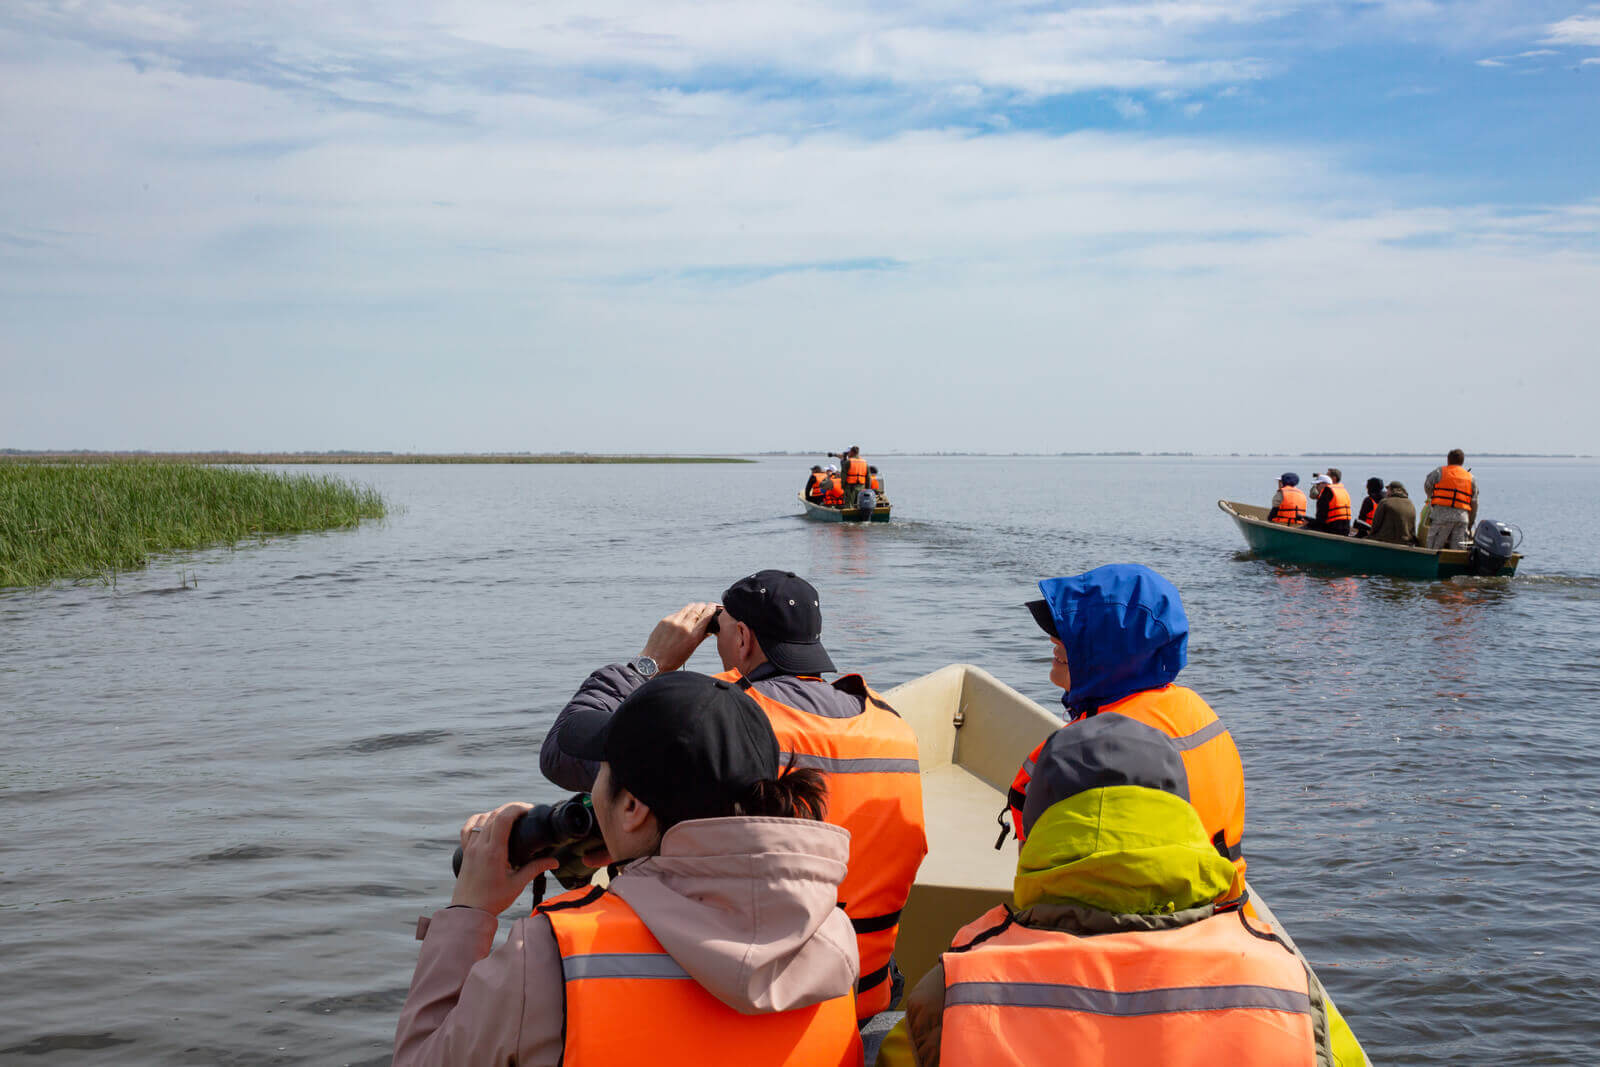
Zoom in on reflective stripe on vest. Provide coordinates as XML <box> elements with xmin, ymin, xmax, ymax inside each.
<box><xmin>718</xmin><ymin>668</ymin><xmax>928</xmax><ymax>1018</ymax></box>
<box><xmin>1431</xmin><ymin>465</ymin><xmax>1473</xmax><ymax>511</ymax></box>
<box><xmin>844</xmin><ymin>457</ymin><xmax>869</xmax><ymax>485</ymax></box>
<box><xmin>1324</xmin><ymin>483</ymin><xmax>1352</xmax><ymax>524</ymax></box>
<box><xmin>940</xmin><ymin>905</ymin><xmax>1319</xmax><ymax>1067</ymax></box>
<box><xmin>1269</xmin><ymin>486</ymin><xmax>1307</xmax><ymax>525</ymax></box>
<box><xmin>543</xmin><ymin>887</ymin><xmax>862</xmax><ymax>1066</ymax></box>
<box><xmin>1006</xmin><ymin>686</ymin><xmax>1246</xmax><ymax>904</ymax></box>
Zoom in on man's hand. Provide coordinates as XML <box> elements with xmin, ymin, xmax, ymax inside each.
<box><xmin>640</xmin><ymin>602</ymin><xmax>721</xmax><ymax>672</ymax></box>
<box><xmin>451</xmin><ymin>803</ymin><xmax>559</xmax><ymax>914</ymax></box>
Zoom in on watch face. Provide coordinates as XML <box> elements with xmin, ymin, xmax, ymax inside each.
<box><xmin>634</xmin><ymin>656</ymin><xmax>659</xmax><ymax>678</ymax></box>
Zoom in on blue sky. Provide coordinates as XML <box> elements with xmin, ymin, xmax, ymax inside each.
<box><xmin>3</xmin><ymin>1</ymin><xmax>1597</xmax><ymax>453</ymax></box>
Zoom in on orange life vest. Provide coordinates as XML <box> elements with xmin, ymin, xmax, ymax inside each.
<box><xmin>1324</xmin><ymin>482</ymin><xmax>1352</xmax><ymax>524</ymax></box>
<box><xmin>717</xmin><ymin>669</ymin><xmax>927</xmax><ymax>1018</ymax></box>
<box><xmin>1357</xmin><ymin>495</ymin><xmax>1378</xmax><ymax>530</ymax></box>
<box><xmin>541</xmin><ymin>886</ymin><xmax>861</xmax><ymax>1066</ymax></box>
<box><xmin>1268</xmin><ymin>485</ymin><xmax>1307</xmax><ymax>525</ymax></box>
<box><xmin>1006</xmin><ymin>686</ymin><xmax>1247</xmax><ymax>905</ymax></box>
<box><xmin>843</xmin><ymin>456</ymin><xmax>869</xmax><ymax>486</ymax></box>
<box><xmin>869</xmin><ymin>475</ymin><xmax>883</xmax><ymax>493</ymax></box>
<box><xmin>939</xmin><ymin>905</ymin><xmax>1319</xmax><ymax>1067</ymax></box>
<box><xmin>820</xmin><ymin>477</ymin><xmax>845</xmax><ymax>506</ymax></box>
<box><xmin>805</xmin><ymin>472</ymin><xmax>825</xmax><ymax>498</ymax></box>
<box><xmin>1430</xmin><ymin>465</ymin><xmax>1473</xmax><ymax>511</ymax></box>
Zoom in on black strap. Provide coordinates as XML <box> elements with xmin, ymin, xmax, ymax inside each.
<box><xmin>735</xmin><ymin>676</ymin><xmax>753</xmax><ymax>691</ymax></box>
<box><xmin>535</xmin><ymin>883</ymin><xmax>606</xmax><ymax>914</ymax></box>
<box><xmin>831</xmin><ymin>674</ymin><xmax>902</xmax><ymax>717</ymax></box>
<box><xmin>994</xmin><ymin>803</ymin><xmax>1014</xmax><ymax>850</ymax></box>
<box><xmin>856</xmin><ymin>963</ymin><xmax>891</xmax><ymax>994</ymax></box>
<box><xmin>944</xmin><ymin>909</ymin><xmax>1017</xmax><ymax>955</ymax></box>
<box><xmin>1234</xmin><ymin>905</ymin><xmax>1293</xmax><ymax>953</ymax></box>
<box><xmin>1212</xmin><ymin>830</ymin><xmax>1244</xmax><ymax>862</ymax></box>
<box><xmin>850</xmin><ymin>910</ymin><xmax>902</xmax><ymax>935</ymax></box>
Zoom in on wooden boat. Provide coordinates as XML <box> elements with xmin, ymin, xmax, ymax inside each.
<box><xmin>1219</xmin><ymin>499</ymin><xmax>1519</xmax><ymax>579</ymax></box>
<box><xmin>885</xmin><ymin>664</ymin><xmax>1365</xmax><ymax>1059</ymax></box>
<box><xmin>799</xmin><ymin>494</ymin><xmax>891</xmax><ymax>523</ymax></box>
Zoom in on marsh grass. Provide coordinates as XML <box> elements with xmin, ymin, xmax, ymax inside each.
<box><xmin>0</xmin><ymin>452</ymin><xmax>750</xmax><ymax>465</ymax></box>
<box><xmin>0</xmin><ymin>463</ymin><xmax>387</xmax><ymax>588</ymax></box>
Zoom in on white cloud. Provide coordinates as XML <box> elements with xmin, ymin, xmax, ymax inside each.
<box><xmin>1475</xmin><ymin>57</ymin><xmax>1506</xmax><ymax>66</ymax></box>
<box><xmin>1544</xmin><ymin>12</ymin><xmax>1600</xmax><ymax>46</ymax></box>
<box><xmin>1111</xmin><ymin>96</ymin><xmax>1149</xmax><ymax>119</ymax></box>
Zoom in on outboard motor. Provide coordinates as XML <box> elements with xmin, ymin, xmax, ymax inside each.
<box><xmin>1468</xmin><ymin>519</ymin><xmax>1517</xmax><ymax>576</ymax></box>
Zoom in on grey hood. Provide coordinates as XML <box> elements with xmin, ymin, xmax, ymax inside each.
<box><xmin>610</xmin><ymin>816</ymin><xmax>859</xmax><ymax>1014</ymax></box>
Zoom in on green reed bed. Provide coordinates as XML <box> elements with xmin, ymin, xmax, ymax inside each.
<box><xmin>0</xmin><ymin>463</ymin><xmax>387</xmax><ymax>588</ymax></box>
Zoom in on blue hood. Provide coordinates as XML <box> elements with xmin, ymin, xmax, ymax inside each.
<box><xmin>1037</xmin><ymin>565</ymin><xmax>1188</xmax><ymax>714</ymax></box>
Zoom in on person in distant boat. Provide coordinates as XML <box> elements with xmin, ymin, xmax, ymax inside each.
<box><xmin>1369</xmin><ymin>480</ymin><xmax>1419</xmax><ymax>546</ymax></box>
<box><xmin>875</xmin><ymin>714</ymin><xmax>1366</xmax><ymax>1067</ymax></box>
<box><xmin>803</xmin><ymin>465</ymin><xmax>826</xmax><ymax>502</ymax></box>
<box><xmin>1268</xmin><ymin>472</ymin><xmax>1307</xmax><ymax>525</ymax></box>
<box><xmin>1354</xmin><ymin>477</ymin><xmax>1385</xmax><ymax>537</ymax></box>
<box><xmin>540</xmin><ymin>570</ymin><xmax>926</xmax><ymax>1021</ymax></box>
<box><xmin>831</xmin><ymin>446</ymin><xmax>871</xmax><ymax>507</ymax></box>
<box><xmin>819</xmin><ymin>466</ymin><xmax>846</xmax><ymax>507</ymax></box>
<box><xmin>868</xmin><ymin>466</ymin><xmax>886</xmax><ymax>499</ymax></box>
<box><xmin>395</xmin><ymin>672</ymin><xmax>862</xmax><ymax>1067</ymax></box>
<box><xmin>1001</xmin><ymin>565</ymin><xmax>1248</xmax><ymax>909</ymax></box>
<box><xmin>1304</xmin><ymin>472</ymin><xmax>1352</xmax><ymax>535</ymax></box>
<box><xmin>1423</xmin><ymin>449</ymin><xmax>1478</xmax><ymax>549</ymax></box>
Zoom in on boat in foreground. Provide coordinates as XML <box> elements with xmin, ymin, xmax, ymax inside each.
<box><xmin>1219</xmin><ymin>499</ymin><xmax>1520</xmax><ymax>579</ymax></box>
<box><xmin>885</xmin><ymin>663</ymin><xmax>1366</xmax><ymax>1061</ymax></box>
<box><xmin>799</xmin><ymin>493</ymin><xmax>891</xmax><ymax>523</ymax></box>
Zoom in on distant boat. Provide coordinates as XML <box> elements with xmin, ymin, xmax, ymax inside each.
<box><xmin>884</xmin><ymin>664</ymin><xmax>1368</xmax><ymax>1065</ymax></box>
<box><xmin>1218</xmin><ymin>499</ymin><xmax>1520</xmax><ymax>578</ymax></box>
<box><xmin>799</xmin><ymin>494</ymin><xmax>891</xmax><ymax>523</ymax></box>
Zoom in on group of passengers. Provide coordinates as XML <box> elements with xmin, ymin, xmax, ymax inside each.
<box><xmin>805</xmin><ymin>446</ymin><xmax>887</xmax><ymax>510</ymax></box>
<box><xmin>1269</xmin><ymin>448</ymin><xmax>1480</xmax><ymax>549</ymax></box>
<box><xmin>394</xmin><ymin>566</ymin><xmax>1367</xmax><ymax>1066</ymax></box>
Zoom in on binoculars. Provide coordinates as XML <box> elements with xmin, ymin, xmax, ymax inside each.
<box><xmin>451</xmin><ymin>793</ymin><xmax>607</xmax><ymax>892</ymax></box>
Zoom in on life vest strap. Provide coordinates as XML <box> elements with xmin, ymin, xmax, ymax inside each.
<box><xmin>849</xmin><ymin>910</ymin><xmax>902</xmax><ymax>935</ymax></box>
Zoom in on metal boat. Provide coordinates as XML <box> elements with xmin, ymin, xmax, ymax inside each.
<box><xmin>799</xmin><ymin>494</ymin><xmax>891</xmax><ymax>523</ymax></box>
<box><xmin>1219</xmin><ymin>499</ymin><xmax>1519</xmax><ymax>578</ymax></box>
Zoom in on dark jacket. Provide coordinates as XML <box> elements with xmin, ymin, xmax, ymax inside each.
<box><xmin>1369</xmin><ymin>486</ymin><xmax>1418</xmax><ymax>546</ymax></box>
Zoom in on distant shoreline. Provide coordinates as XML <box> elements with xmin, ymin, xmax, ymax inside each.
<box><xmin>0</xmin><ymin>452</ymin><xmax>752</xmax><ymax>465</ymax></box>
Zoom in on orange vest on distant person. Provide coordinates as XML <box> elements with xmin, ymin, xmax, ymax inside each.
<box><xmin>541</xmin><ymin>887</ymin><xmax>861</xmax><ymax>1066</ymax></box>
<box><xmin>716</xmin><ymin>669</ymin><xmax>927</xmax><ymax>1018</ymax></box>
<box><xmin>870</xmin><ymin>475</ymin><xmax>883</xmax><ymax>493</ymax></box>
<box><xmin>843</xmin><ymin>457</ymin><xmax>869</xmax><ymax>486</ymax></box>
<box><xmin>938</xmin><ymin>905</ymin><xmax>1318</xmax><ymax>1067</ymax></box>
<box><xmin>804</xmin><ymin>472</ymin><xmax>825</xmax><ymax>499</ymax></box>
<box><xmin>1269</xmin><ymin>486</ymin><xmax>1307</xmax><ymax>525</ymax></box>
<box><xmin>1324</xmin><ymin>483</ymin><xmax>1351</xmax><ymax>524</ymax></box>
<box><xmin>1430</xmin><ymin>465</ymin><xmax>1473</xmax><ymax>511</ymax></box>
<box><xmin>820</xmin><ymin>477</ymin><xmax>845</xmax><ymax>506</ymax></box>
<box><xmin>1006</xmin><ymin>685</ymin><xmax>1247</xmax><ymax>905</ymax></box>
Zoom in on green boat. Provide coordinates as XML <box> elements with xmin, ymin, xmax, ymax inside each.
<box><xmin>799</xmin><ymin>494</ymin><xmax>892</xmax><ymax>523</ymax></box>
<box><xmin>1219</xmin><ymin>500</ymin><xmax>1520</xmax><ymax>579</ymax></box>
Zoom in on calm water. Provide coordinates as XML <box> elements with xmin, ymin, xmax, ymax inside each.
<box><xmin>3</xmin><ymin>456</ymin><xmax>1598</xmax><ymax>1064</ymax></box>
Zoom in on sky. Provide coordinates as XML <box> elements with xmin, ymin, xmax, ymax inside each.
<box><xmin>2</xmin><ymin>1</ymin><xmax>1598</xmax><ymax>454</ymax></box>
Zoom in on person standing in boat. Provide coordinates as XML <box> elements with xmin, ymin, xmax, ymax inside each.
<box><xmin>1369</xmin><ymin>480</ymin><xmax>1419</xmax><ymax>546</ymax></box>
<box><xmin>540</xmin><ymin>570</ymin><xmax>926</xmax><ymax>1021</ymax></box>
<box><xmin>1267</xmin><ymin>472</ymin><xmax>1307</xmax><ymax>525</ymax></box>
<box><xmin>875</xmin><ymin>714</ymin><xmax>1366</xmax><ymax>1067</ymax></box>
<box><xmin>395</xmin><ymin>672</ymin><xmax>862</xmax><ymax>1067</ymax></box>
<box><xmin>1423</xmin><ymin>449</ymin><xmax>1479</xmax><ymax>549</ymax></box>
<box><xmin>831</xmin><ymin>446</ymin><xmax>871</xmax><ymax>508</ymax></box>
<box><xmin>1305</xmin><ymin>470</ymin><xmax>1353</xmax><ymax>535</ymax></box>
<box><xmin>1353</xmin><ymin>477</ymin><xmax>1385</xmax><ymax>537</ymax></box>
<box><xmin>1001</xmin><ymin>565</ymin><xmax>1248</xmax><ymax>908</ymax></box>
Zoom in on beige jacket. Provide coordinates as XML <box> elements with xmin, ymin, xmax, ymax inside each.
<box><xmin>394</xmin><ymin>817</ymin><xmax>859</xmax><ymax>1066</ymax></box>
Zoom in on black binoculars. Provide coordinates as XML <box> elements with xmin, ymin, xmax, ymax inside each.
<box><xmin>450</xmin><ymin>793</ymin><xmax>607</xmax><ymax>892</ymax></box>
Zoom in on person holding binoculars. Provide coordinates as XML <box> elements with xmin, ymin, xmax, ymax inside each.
<box><xmin>393</xmin><ymin>672</ymin><xmax>864</xmax><ymax>1067</ymax></box>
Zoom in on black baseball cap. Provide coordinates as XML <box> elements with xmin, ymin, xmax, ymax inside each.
<box><xmin>720</xmin><ymin>570</ymin><xmax>836</xmax><ymax>675</ymax></box>
<box><xmin>1020</xmin><ymin>715</ymin><xmax>1190</xmax><ymax>838</ymax></box>
<box><xmin>1025</xmin><ymin>598</ymin><xmax>1059</xmax><ymax>640</ymax></box>
<box><xmin>558</xmin><ymin>672</ymin><xmax>780</xmax><ymax>828</ymax></box>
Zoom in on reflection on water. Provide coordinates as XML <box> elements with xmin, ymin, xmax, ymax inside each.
<box><xmin>2</xmin><ymin>456</ymin><xmax>1598</xmax><ymax>1064</ymax></box>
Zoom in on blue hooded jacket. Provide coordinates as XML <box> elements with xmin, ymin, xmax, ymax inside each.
<box><xmin>1036</xmin><ymin>564</ymin><xmax>1189</xmax><ymax>715</ymax></box>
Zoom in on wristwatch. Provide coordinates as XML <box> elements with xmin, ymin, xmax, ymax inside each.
<box><xmin>628</xmin><ymin>655</ymin><xmax>660</xmax><ymax>680</ymax></box>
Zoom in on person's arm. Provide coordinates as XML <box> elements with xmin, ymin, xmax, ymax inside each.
<box><xmin>395</xmin><ymin>806</ymin><xmax>564</xmax><ymax>1067</ymax></box>
<box><xmin>1470</xmin><ymin>478</ymin><xmax>1480</xmax><ymax>527</ymax></box>
<box><xmin>1424</xmin><ymin>467</ymin><xmax>1440</xmax><ymax>499</ymax></box>
<box><xmin>539</xmin><ymin>603</ymin><xmax>722</xmax><ymax>791</ymax></box>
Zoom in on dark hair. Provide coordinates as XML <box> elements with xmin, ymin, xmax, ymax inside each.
<box><xmin>868</xmin><ymin>465</ymin><xmax>878</xmax><ymax>474</ymax></box>
<box><xmin>736</xmin><ymin>761</ymin><xmax>829</xmax><ymax>824</ymax></box>
<box><xmin>1448</xmin><ymin>448</ymin><xmax>1465</xmax><ymax>465</ymax></box>
<box><xmin>1367</xmin><ymin>477</ymin><xmax>1384</xmax><ymax>496</ymax></box>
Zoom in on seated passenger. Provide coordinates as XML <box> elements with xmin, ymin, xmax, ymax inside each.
<box><xmin>1305</xmin><ymin>472</ymin><xmax>1352</xmax><ymax>535</ymax></box>
<box><xmin>880</xmin><ymin>715</ymin><xmax>1365</xmax><ymax>1066</ymax></box>
<box><xmin>1268</xmin><ymin>472</ymin><xmax>1307</xmax><ymax>525</ymax></box>
<box><xmin>1354</xmin><ymin>477</ymin><xmax>1384</xmax><ymax>537</ymax></box>
<box><xmin>1006</xmin><ymin>565</ymin><xmax>1246</xmax><ymax>906</ymax></box>
<box><xmin>867</xmin><ymin>466</ymin><xmax>886</xmax><ymax>498</ymax></box>
<box><xmin>1369</xmin><ymin>480</ymin><xmax>1419</xmax><ymax>546</ymax></box>
<box><xmin>804</xmin><ymin>465</ymin><xmax>826</xmax><ymax>502</ymax></box>
<box><xmin>395</xmin><ymin>672</ymin><xmax>862</xmax><ymax>1066</ymax></box>
<box><xmin>820</xmin><ymin>467</ymin><xmax>846</xmax><ymax>506</ymax></box>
